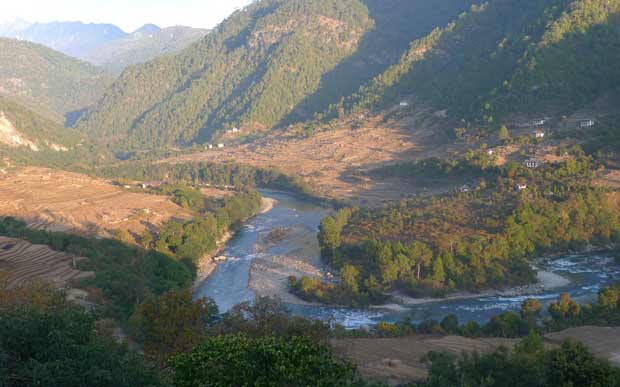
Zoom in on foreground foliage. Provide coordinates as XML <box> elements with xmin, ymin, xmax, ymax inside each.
<box><xmin>0</xmin><ymin>217</ymin><xmax>193</xmax><ymax>319</ymax></box>
<box><xmin>423</xmin><ymin>332</ymin><xmax>620</xmax><ymax>387</ymax></box>
<box><xmin>171</xmin><ymin>334</ymin><xmax>357</xmax><ymax>387</ymax></box>
<box><xmin>0</xmin><ymin>286</ymin><xmax>162</xmax><ymax>387</ymax></box>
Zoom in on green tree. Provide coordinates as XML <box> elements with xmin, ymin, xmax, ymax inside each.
<box><xmin>549</xmin><ymin>293</ymin><xmax>581</xmax><ymax>321</ymax></box>
<box><xmin>440</xmin><ymin>314</ymin><xmax>460</xmax><ymax>334</ymax></box>
<box><xmin>318</xmin><ymin>217</ymin><xmax>342</xmax><ymax>261</ymax></box>
<box><xmin>520</xmin><ymin>298</ymin><xmax>542</xmax><ymax>328</ymax></box>
<box><xmin>170</xmin><ymin>334</ymin><xmax>357</xmax><ymax>387</ymax></box>
<box><xmin>0</xmin><ymin>306</ymin><xmax>162</xmax><ymax>387</ymax></box>
<box><xmin>131</xmin><ymin>288</ymin><xmax>218</xmax><ymax>366</ymax></box>
<box><xmin>499</xmin><ymin>124</ymin><xmax>511</xmax><ymax>142</ymax></box>
<box><xmin>139</xmin><ymin>228</ymin><xmax>153</xmax><ymax>249</ymax></box>
<box><xmin>341</xmin><ymin>264</ymin><xmax>361</xmax><ymax>293</ymax></box>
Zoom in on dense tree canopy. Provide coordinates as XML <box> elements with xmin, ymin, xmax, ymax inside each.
<box><xmin>170</xmin><ymin>334</ymin><xmax>357</xmax><ymax>387</ymax></box>
<box><xmin>305</xmin><ymin>155</ymin><xmax>619</xmax><ymax>305</ymax></box>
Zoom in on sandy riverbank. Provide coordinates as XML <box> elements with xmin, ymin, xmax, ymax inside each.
<box><xmin>375</xmin><ymin>267</ymin><xmax>571</xmax><ymax>312</ymax></box>
<box><xmin>192</xmin><ymin>197</ymin><xmax>278</xmax><ymax>289</ymax></box>
<box><xmin>249</xmin><ymin>255</ymin><xmax>325</xmax><ymax>306</ymax></box>
<box><xmin>250</xmin><ymin>251</ymin><xmax>574</xmax><ymax>311</ymax></box>
<box><xmin>259</xmin><ymin>197</ymin><xmax>278</xmax><ymax>214</ymax></box>
<box><xmin>248</xmin><ymin>222</ymin><xmax>327</xmax><ymax>306</ymax></box>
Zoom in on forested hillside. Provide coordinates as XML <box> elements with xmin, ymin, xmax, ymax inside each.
<box><xmin>0</xmin><ymin>38</ymin><xmax>113</xmax><ymax>122</ymax></box>
<box><xmin>303</xmin><ymin>155</ymin><xmax>620</xmax><ymax>305</ymax></box>
<box><xmin>345</xmin><ymin>0</ymin><xmax>620</xmax><ymax>128</ymax></box>
<box><xmin>76</xmin><ymin>0</ymin><xmax>478</xmax><ymax>151</ymax></box>
<box><xmin>0</xmin><ymin>98</ymin><xmax>112</xmax><ymax>168</ymax></box>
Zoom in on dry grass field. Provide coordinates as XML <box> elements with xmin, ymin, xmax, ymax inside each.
<box><xmin>332</xmin><ymin>335</ymin><xmax>521</xmax><ymax>385</ymax></box>
<box><xmin>0</xmin><ymin>236</ymin><xmax>93</xmax><ymax>289</ymax></box>
<box><xmin>165</xmin><ymin>113</ymin><xmax>449</xmax><ymax>206</ymax></box>
<box><xmin>333</xmin><ymin>326</ymin><xmax>620</xmax><ymax>386</ymax></box>
<box><xmin>0</xmin><ymin>167</ymin><xmax>193</xmax><ymax>240</ymax></box>
<box><xmin>545</xmin><ymin>326</ymin><xmax>620</xmax><ymax>365</ymax></box>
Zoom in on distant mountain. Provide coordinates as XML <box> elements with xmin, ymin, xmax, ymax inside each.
<box><xmin>0</xmin><ymin>98</ymin><xmax>111</xmax><ymax>168</ymax></box>
<box><xmin>0</xmin><ymin>38</ymin><xmax>114</xmax><ymax>122</ymax></box>
<box><xmin>9</xmin><ymin>21</ymin><xmax>128</xmax><ymax>59</ymax></box>
<box><xmin>85</xmin><ymin>25</ymin><xmax>209</xmax><ymax>73</ymax></box>
<box><xmin>0</xmin><ymin>20</ymin><xmax>208</xmax><ymax>72</ymax></box>
<box><xmin>131</xmin><ymin>24</ymin><xmax>162</xmax><ymax>38</ymax></box>
<box><xmin>76</xmin><ymin>0</ymin><xmax>477</xmax><ymax>151</ymax></box>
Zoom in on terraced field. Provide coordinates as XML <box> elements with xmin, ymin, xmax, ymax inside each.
<box><xmin>0</xmin><ymin>167</ymin><xmax>192</xmax><ymax>241</ymax></box>
<box><xmin>0</xmin><ymin>236</ymin><xmax>93</xmax><ymax>288</ymax></box>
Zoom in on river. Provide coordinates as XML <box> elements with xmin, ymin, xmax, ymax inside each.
<box><xmin>195</xmin><ymin>190</ymin><xmax>620</xmax><ymax>329</ymax></box>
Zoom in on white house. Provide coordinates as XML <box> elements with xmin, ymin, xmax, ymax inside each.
<box><xmin>487</xmin><ymin>149</ymin><xmax>495</xmax><ymax>156</ymax></box>
<box><xmin>232</xmin><ymin>127</ymin><xmax>240</xmax><ymax>133</ymax></box>
<box><xmin>534</xmin><ymin>130</ymin><xmax>545</xmax><ymax>139</ymax></box>
<box><xmin>459</xmin><ymin>185</ymin><xmax>472</xmax><ymax>193</ymax></box>
<box><xmin>517</xmin><ymin>184</ymin><xmax>528</xmax><ymax>191</ymax></box>
<box><xmin>400</xmin><ymin>101</ymin><xmax>409</xmax><ymax>107</ymax></box>
<box><xmin>579</xmin><ymin>119</ymin><xmax>595</xmax><ymax>128</ymax></box>
<box><xmin>217</xmin><ymin>143</ymin><xmax>225</xmax><ymax>148</ymax></box>
<box><xmin>532</xmin><ymin>119</ymin><xmax>546</xmax><ymax>127</ymax></box>
<box><xmin>207</xmin><ymin>144</ymin><xmax>214</xmax><ymax>149</ymax></box>
<box><xmin>525</xmin><ymin>159</ymin><xmax>540</xmax><ymax>169</ymax></box>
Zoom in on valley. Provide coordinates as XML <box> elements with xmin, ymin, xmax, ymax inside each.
<box><xmin>164</xmin><ymin>115</ymin><xmax>428</xmax><ymax>205</ymax></box>
<box><xmin>1</xmin><ymin>0</ymin><xmax>620</xmax><ymax>386</ymax></box>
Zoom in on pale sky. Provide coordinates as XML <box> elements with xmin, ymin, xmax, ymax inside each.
<box><xmin>2</xmin><ymin>0</ymin><xmax>255</xmax><ymax>32</ymax></box>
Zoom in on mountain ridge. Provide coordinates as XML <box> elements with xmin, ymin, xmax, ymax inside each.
<box><xmin>0</xmin><ymin>20</ymin><xmax>208</xmax><ymax>72</ymax></box>
<box><xmin>76</xmin><ymin>0</ymin><xmax>480</xmax><ymax>151</ymax></box>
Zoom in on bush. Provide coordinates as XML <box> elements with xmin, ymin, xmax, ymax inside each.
<box><xmin>171</xmin><ymin>334</ymin><xmax>358</xmax><ymax>387</ymax></box>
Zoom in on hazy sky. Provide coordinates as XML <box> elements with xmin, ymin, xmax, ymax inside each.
<box><xmin>2</xmin><ymin>0</ymin><xmax>254</xmax><ymax>32</ymax></box>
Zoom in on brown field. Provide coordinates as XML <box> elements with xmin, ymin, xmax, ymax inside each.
<box><xmin>334</xmin><ymin>327</ymin><xmax>620</xmax><ymax>386</ymax></box>
<box><xmin>159</xmin><ymin>104</ymin><xmax>620</xmax><ymax>206</ymax></box>
<box><xmin>332</xmin><ymin>335</ymin><xmax>520</xmax><ymax>385</ymax></box>
<box><xmin>0</xmin><ymin>236</ymin><xmax>93</xmax><ymax>288</ymax></box>
<box><xmin>0</xmin><ymin>167</ymin><xmax>193</xmax><ymax>240</ymax></box>
<box><xmin>164</xmin><ymin>112</ymin><xmax>459</xmax><ymax>206</ymax></box>
<box><xmin>545</xmin><ymin>326</ymin><xmax>620</xmax><ymax>365</ymax></box>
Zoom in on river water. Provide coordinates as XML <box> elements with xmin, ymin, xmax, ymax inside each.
<box><xmin>195</xmin><ymin>190</ymin><xmax>620</xmax><ymax>329</ymax></box>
